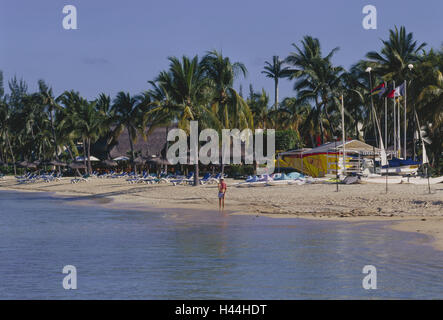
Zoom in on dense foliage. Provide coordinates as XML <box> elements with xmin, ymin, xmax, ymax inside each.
<box><xmin>0</xmin><ymin>26</ymin><xmax>442</xmax><ymax>178</ymax></box>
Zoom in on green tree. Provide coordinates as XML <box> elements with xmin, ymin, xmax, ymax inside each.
<box><xmin>112</xmin><ymin>91</ymin><xmax>149</xmax><ymax>174</ymax></box>
<box><xmin>160</xmin><ymin>55</ymin><xmax>218</xmax><ymax>185</ymax></box>
<box><xmin>262</xmin><ymin>56</ymin><xmax>291</xmax><ymax>110</ymax></box>
<box><xmin>286</xmin><ymin>36</ymin><xmax>344</xmax><ymax>144</ymax></box>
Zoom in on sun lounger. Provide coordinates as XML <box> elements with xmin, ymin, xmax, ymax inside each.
<box><xmin>170</xmin><ymin>173</ymin><xmax>194</xmax><ymax>186</ymax></box>
<box><xmin>71</xmin><ymin>174</ymin><xmax>90</xmax><ymax>184</ymax></box>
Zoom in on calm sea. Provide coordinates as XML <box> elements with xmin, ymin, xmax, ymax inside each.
<box><xmin>0</xmin><ymin>190</ymin><xmax>442</xmax><ymax>299</ymax></box>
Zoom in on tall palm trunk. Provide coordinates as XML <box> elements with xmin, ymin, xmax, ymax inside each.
<box><xmin>5</xmin><ymin>130</ymin><xmax>16</xmax><ymax>175</ymax></box>
<box><xmin>274</xmin><ymin>78</ymin><xmax>279</xmax><ymax>110</ymax></box>
<box><xmin>319</xmin><ymin>118</ymin><xmax>325</xmax><ymax>145</ymax></box>
<box><xmin>49</xmin><ymin>109</ymin><xmax>61</xmax><ymax>175</ymax></box>
<box><xmin>194</xmin><ymin>163</ymin><xmax>199</xmax><ymax>186</ymax></box>
<box><xmin>193</xmin><ymin>127</ymin><xmax>200</xmax><ymax>186</ymax></box>
<box><xmin>66</xmin><ymin>144</ymin><xmax>81</xmax><ymax>176</ymax></box>
<box><xmin>323</xmin><ymin>104</ymin><xmax>336</xmax><ymax>139</ymax></box>
<box><xmin>87</xmin><ymin>138</ymin><xmax>92</xmax><ymax>175</ymax></box>
<box><xmin>315</xmin><ymin>98</ymin><xmax>324</xmax><ymax>145</ymax></box>
<box><xmin>165</xmin><ymin>126</ymin><xmax>169</xmax><ymax>172</ymax></box>
<box><xmin>127</xmin><ymin>127</ymin><xmax>136</xmax><ymax>174</ymax></box>
<box><xmin>82</xmin><ymin>139</ymin><xmax>88</xmax><ymax>174</ymax></box>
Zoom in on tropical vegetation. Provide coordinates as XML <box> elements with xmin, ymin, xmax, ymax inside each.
<box><xmin>0</xmin><ymin>26</ymin><xmax>442</xmax><ymax>181</ymax></box>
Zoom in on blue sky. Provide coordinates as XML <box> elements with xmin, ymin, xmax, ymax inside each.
<box><xmin>1</xmin><ymin>0</ymin><xmax>442</xmax><ymax>101</ymax></box>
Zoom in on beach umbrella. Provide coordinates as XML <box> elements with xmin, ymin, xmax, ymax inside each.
<box><xmin>75</xmin><ymin>156</ymin><xmax>100</xmax><ymax>162</ymax></box>
<box><xmin>113</xmin><ymin>156</ymin><xmax>130</xmax><ymax>161</ymax></box>
<box><xmin>147</xmin><ymin>157</ymin><xmax>170</xmax><ymax>166</ymax></box>
<box><xmin>69</xmin><ymin>162</ymin><xmax>87</xmax><ymax>169</ymax></box>
<box><xmin>49</xmin><ymin>160</ymin><xmax>67</xmax><ymax>167</ymax></box>
<box><xmin>25</xmin><ymin>162</ymin><xmax>37</xmax><ymax>169</ymax></box>
<box><xmin>133</xmin><ymin>157</ymin><xmax>146</xmax><ymax>165</ymax></box>
<box><xmin>102</xmin><ymin>159</ymin><xmax>118</xmax><ymax>167</ymax></box>
<box><xmin>17</xmin><ymin>161</ymin><xmax>27</xmax><ymax>168</ymax></box>
<box><xmin>17</xmin><ymin>161</ymin><xmax>37</xmax><ymax>168</ymax></box>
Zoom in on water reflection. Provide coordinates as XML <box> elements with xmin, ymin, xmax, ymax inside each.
<box><xmin>0</xmin><ymin>191</ymin><xmax>442</xmax><ymax>299</ymax></box>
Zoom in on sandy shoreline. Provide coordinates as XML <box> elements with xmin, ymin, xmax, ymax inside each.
<box><xmin>1</xmin><ymin>175</ymin><xmax>443</xmax><ymax>250</ymax></box>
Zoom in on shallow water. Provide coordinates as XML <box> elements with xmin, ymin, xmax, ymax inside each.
<box><xmin>0</xmin><ymin>191</ymin><xmax>442</xmax><ymax>299</ymax></box>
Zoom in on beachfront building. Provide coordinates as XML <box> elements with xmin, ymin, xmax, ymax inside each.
<box><xmin>277</xmin><ymin>140</ymin><xmax>387</xmax><ymax>178</ymax></box>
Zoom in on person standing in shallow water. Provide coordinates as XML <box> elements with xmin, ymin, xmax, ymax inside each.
<box><xmin>218</xmin><ymin>177</ymin><xmax>227</xmax><ymax>210</ymax></box>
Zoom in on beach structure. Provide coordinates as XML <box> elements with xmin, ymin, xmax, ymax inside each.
<box><xmin>277</xmin><ymin>140</ymin><xmax>384</xmax><ymax>178</ymax></box>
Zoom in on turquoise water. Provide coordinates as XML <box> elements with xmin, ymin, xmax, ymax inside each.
<box><xmin>0</xmin><ymin>190</ymin><xmax>442</xmax><ymax>299</ymax></box>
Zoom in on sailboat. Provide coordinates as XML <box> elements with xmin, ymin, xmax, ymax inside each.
<box><xmin>402</xmin><ymin>130</ymin><xmax>443</xmax><ymax>185</ymax></box>
<box><xmin>382</xmin><ymin>157</ymin><xmax>420</xmax><ymax>175</ymax></box>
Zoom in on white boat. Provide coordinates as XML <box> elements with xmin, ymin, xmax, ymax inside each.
<box><xmin>381</xmin><ymin>165</ymin><xmax>419</xmax><ymax>175</ymax></box>
<box><xmin>288</xmin><ymin>180</ymin><xmax>306</xmax><ymax>186</ymax></box>
<box><xmin>236</xmin><ymin>182</ymin><xmax>252</xmax><ymax>188</ymax></box>
<box><xmin>266</xmin><ymin>180</ymin><xmax>290</xmax><ymax>186</ymax></box>
<box><xmin>249</xmin><ymin>181</ymin><xmax>268</xmax><ymax>187</ymax></box>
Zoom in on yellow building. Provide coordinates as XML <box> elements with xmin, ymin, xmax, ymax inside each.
<box><xmin>276</xmin><ymin>140</ymin><xmax>381</xmax><ymax>177</ymax></box>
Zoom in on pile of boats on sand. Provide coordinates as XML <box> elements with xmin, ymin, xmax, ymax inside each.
<box><xmin>235</xmin><ymin>172</ymin><xmax>315</xmax><ymax>188</ymax></box>
<box><xmin>361</xmin><ymin>174</ymin><xmax>443</xmax><ymax>185</ymax></box>
<box><xmin>235</xmin><ymin>171</ymin><xmax>443</xmax><ymax>188</ymax></box>
<box><xmin>360</xmin><ymin>157</ymin><xmax>443</xmax><ymax>185</ymax></box>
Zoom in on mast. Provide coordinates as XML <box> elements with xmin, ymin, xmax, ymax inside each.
<box><xmin>393</xmin><ymin>81</ymin><xmax>397</xmax><ymax>156</ymax></box>
<box><xmin>398</xmin><ymin>91</ymin><xmax>401</xmax><ymax>158</ymax></box>
<box><xmin>341</xmin><ymin>95</ymin><xmax>346</xmax><ymax>176</ymax></box>
<box><xmin>384</xmin><ymin>82</ymin><xmax>387</xmax><ymax>151</ymax></box>
<box><xmin>404</xmin><ymin>80</ymin><xmax>407</xmax><ymax>159</ymax></box>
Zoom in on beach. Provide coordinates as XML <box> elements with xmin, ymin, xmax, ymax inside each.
<box><xmin>1</xmin><ymin>176</ymin><xmax>442</xmax><ymax>251</ymax></box>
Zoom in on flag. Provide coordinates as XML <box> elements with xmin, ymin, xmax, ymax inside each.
<box><xmin>371</xmin><ymin>83</ymin><xmax>386</xmax><ymax>97</ymax></box>
<box><xmin>387</xmin><ymin>83</ymin><xmax>406</xmax><ymax>98</ymax></box>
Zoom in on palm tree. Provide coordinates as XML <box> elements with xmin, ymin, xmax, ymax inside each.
<box><xmin>262</xmin><ymin>56</ymin><xmax>291</xmax><ymax>110</ymax></box>
<box><xmin>147</xmin><ymin>73</ymin><xmax>182</xmax><ymax>169</ymax></box>
<box><xmin>38</xmin><ymin>80</ymin><xmax>63</xmax><ymax>173</ymax></box>
<box><xmin>408</xmin><ymin>49</ymin><xmax>443</xmax><ymax>168</ymax></box>
<box><xmin>75</xmin><ymin>97</ymin><xmax>103</xmax><ymax>174</ymax></box>
<box><xmin>364</xmin><ymin>26</ymin><xmax>427</xmax><ymax>157</ymax></box>
<box><xmin>200</xmin><ymin>50</ymin><xmax>253</xmax><ymax>174</ymax></box>
<box><xmin>57</xmin><ymin>91</ymin><xmax>85</xmax><ymax>175</ymax></box>
<box><xmin>286</xmin><ymin>36</ymin><xmax>344</xmax><ymax>144</ymax></box>
<box><xmin>0</xmin><ymin>75</ymin><xmax>17</xmax><ymax>174</ymax></box>
<box><xmin>160</xmin><ymin>55</ymin><xmax>218</xmax><ymax>185</ymax></box>
<box><xmin>112</xmin><ymin>92</ymin><xmax>149</xmax><ymax>174</ymax></box>
<box><xmin>365</xmin><ymin>26</ymin><xmax>426</xmax><ymax>81</ymax></box>
<box><xmin>277</xmin><ymin>97</ymin><xmax>310</xmax><ymax>135</ymax></box>
<box><xmin>248</xmin><ymin>86</ymin><xmax>270</xmax><ymax>129</ymax></box>
<box><xmin>200</xmin><ymin>50</ymin><xmax>252</xmax><ymax>130</ymax></box>
<box><xmin>95</xmin><ymin>93</ymin><xmax>121</xmax><ymax>160</ymax></box>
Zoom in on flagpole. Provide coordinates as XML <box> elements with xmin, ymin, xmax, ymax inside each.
<box><xmin>384</xmin><ymin>82</ymin><xmax>387</xmax><ymax>150</ymax></box>
<box><xmin>404</xmin><ymin>80</ymin><xmax>407</xmax><ymax>159</ymax></box>
<box><xmin>393</xmin><ymin>81</ymin><xmax>396</xmax><ymax>156</ymax></box>
<box><xmin>407</xmin><ymin>64</ymin><xmax>414</xmax><ymax>160</ymax></box>
<box><xmin>398</xmin><ymin>91</ymin><xmax>401</xmax><ymax>158</ymax></box>
<box><xmin>366</xmin><ymin>68</ymin><xmax>379</xmax><ymax>149</ymax></box>
<box><xmin>341</xmin><ymin>95</ymin><xmax>346</xmax><ymax>177</ymax></box>
<box><xmin>385</xmin><ymin>82</ymin><xmax>389</xmax><ymax>194</ymax></box>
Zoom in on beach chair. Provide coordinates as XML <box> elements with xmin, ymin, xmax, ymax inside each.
<box><xmin>170</xmin><ymin>172</ymin><xmax>194</xmax><ymax>186</ymax></box>
<box><xmin>199</xmin><ymin>173</ymin><xmax>213</xmax><ymax>185</ymax></box>
<box><xmin>71</xmin><ymin>174</ymin><xmax>90</xmax><ymax>184</ymax></box>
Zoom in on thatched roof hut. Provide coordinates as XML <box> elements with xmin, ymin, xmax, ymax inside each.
<box><xmin>110</xmin><ymin>126</ymin><xmax>171</xmax><ymax>160</ymax></box>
